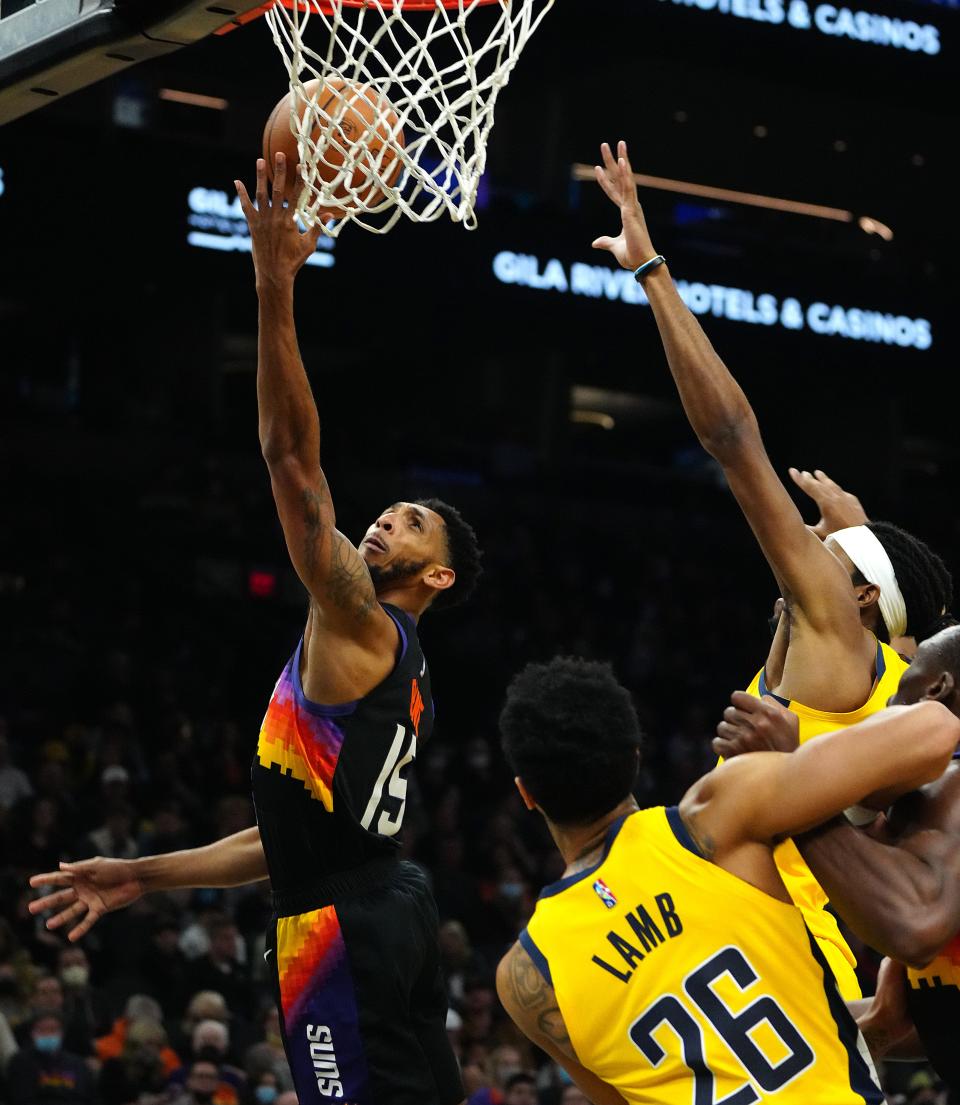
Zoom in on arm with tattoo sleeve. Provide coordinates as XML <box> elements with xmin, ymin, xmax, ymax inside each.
<box><xmin>236</xmin><ymin>157</ymin><xmax>387</xmax><ymax>637</ymax></box>
<box><xmin>496</xmin><ymin>943</ymin><xmax>628</xmax><ymax>1105</ymax></box>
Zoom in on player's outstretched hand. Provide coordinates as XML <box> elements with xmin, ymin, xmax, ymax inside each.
<box><xmin>591</xmin><ymin>140</ymin><xmax>657</xmax><ymax>271</ymax></box>
<box><xmin>235</xmin><ymin>154</ymin><xmax>323</xmax><ymax>290</ymax></box>
<box><xmin>713</xmin><ymin>691</ymin><xmax>799</xmax><ymax>759</ymax></box>
<box><xmin>29</xmin><ymin>858</ymin><xmax>145</xmax><ymax>943</ymax></box>
<box><xmin>789</xmin><ymin>467</ymin><xmax>869</xmax><ymax>540</ymax></box>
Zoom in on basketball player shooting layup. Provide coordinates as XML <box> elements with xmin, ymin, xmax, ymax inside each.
<box><xmin>29</xmin><ymin>153</ymin><xmax>481</xmax><ymax>1105</ymax></box>
<box><xmin>496</xmin><ymin>656</ymin><xmax>959</xmax><ymax>1105</ymax></box>
<box><xmin>591</xmin><ymin>139</ymin><xmax>952</xmax><ymax>1001</ymax></box>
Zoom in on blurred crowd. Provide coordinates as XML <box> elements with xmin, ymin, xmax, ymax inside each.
<box><xmin>2</xmin><ymin>443</ymin><xmax>957</xmax><ymax>1105</ymax></box>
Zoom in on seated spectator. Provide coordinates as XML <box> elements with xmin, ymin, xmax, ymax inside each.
<box><xmin>175</xmin><ymin>992</ymin><xmax>229</xmax><ymax>1059</ymax></box>
<box><xmin>243</xmin><ymin>1042</ymin><xmax>292</xmax><ymax>1096</ymax></box>
<box><xmin>57</xmin><ymin>948</ymin><xmax>109</xmax><ymax>1057</ymax></box>
<box><xmin>99</xmin><ymin>1017</ymin><xmax>172</xmax><ymax>1105</ymax></box>
<box><xmin>559</xmin><ymin>1086</ymin><xmax>592</xmax><ymax>1105</ymax></box>
<box><xmin>6</xmin><ymin>1012</ymin><xmax>95</xmax><ymax>1105</ymax></box>
<box><xmin>189</xmin><ymin>921</ymin><xmax>255</xmax><ymax>1018</ymax></box>
<box><xmin>1</xmin><ymin>1007</ymin><xmax>19</xmax><ymax>1072</ymax></box>
<box><xmin>95</xmin><ymin>994</ymin><xmax>180</xmax><ymax>1076</ymax></box>
<box><xmin>0</xmin><ymin>735</ymin><xmax>32</xmax><ymax>813</ymax></box>
<box><xmin>0</xmin><ymin>918</ymin><xmax>36</xmax><ymax>1026</ymax></box>
<box><xmin>16</xmin><ymin>976</ymin><xmax>62</xmax><ymax>1034</ymax></box>
<box><xmin>169</xmin><ymin>1019</ymin><xmax>245</xmax><ymax>1096</ymax></box>
<box><xmin>502</xmin><ymin>1073</ymin><xmax>537</xmax><ymax>1105</ymax></box>
<box><xmin>274</xmin><ymin>1093</ymin><xmax>298</xmax><ymax>1105</ymax></box>
<box><xmin>169</xmin><ymin>1059</ymin><xmax>231</xmax><ymax>1105</ymax></box>
<box><xmin>467</xmin><ymin>1044</ymin><xmax>524</xmax><ymax>1105</ymax></box>
<box><xmin>438</xmin><ymin>921</ymin><xmax>486</xmax><ymax>1010</ymax></box>
<box><xmin>240</xmin><ymin>1069</ymin><xmax>280</xmax><ymax>1105</ymax></box>
<box><xmin>76</xmin><ymin>803</ymin><xmax>138</xmax><ymax>863</ymax></box>
<box><xmin>139</xmin><ymin>914</ymin><xmax>191</xmax><ymax>1019</ymax></box>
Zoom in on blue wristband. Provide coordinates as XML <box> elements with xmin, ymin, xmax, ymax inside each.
<box><xmin>634</xmin><ymin>254</ymin><xmax>666</xmax><ymax>282</ymax></box>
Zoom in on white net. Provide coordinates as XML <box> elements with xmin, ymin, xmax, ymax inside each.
<box><xmin>264</xmin><ymin>0</ymin><xmax>554</xmax><ymax>236</ymax></box>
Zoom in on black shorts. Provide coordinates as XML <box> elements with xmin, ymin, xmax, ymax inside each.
<box><xmin>266</xmin><ymin>857</ymin><xmax>464</xmax><ymax>1105</ymax></box>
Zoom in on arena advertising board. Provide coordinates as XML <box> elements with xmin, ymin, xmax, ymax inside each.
<box><xmin>653</xmin><ymin>0</ymin><xmax>943</xmax><ymax>54</ymax></box>
<box><xmin>180</xmin><ymin>183</ymin><xmax>936</xmax><ymax>356</ymax></box>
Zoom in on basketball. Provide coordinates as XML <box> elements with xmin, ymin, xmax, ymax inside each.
<box><xmin>262</xmin><ymin>78</ymin><xmax>404</xmax><ymax>216</ymax></box>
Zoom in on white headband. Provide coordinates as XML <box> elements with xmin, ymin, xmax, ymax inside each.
<box><xmin>830</xmin><ymin>525</ymin><xmax>908</xmax><ymax>640</ymax></box>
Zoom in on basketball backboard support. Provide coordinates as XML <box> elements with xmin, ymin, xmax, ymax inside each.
<box><xmin>0</xmin><ymin>0</ymin><xmax>266</xmax><ymax>125</ymax></box>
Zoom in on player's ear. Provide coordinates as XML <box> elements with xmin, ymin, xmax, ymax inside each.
<box><xmin>922</xmin><ymin>670</ymin><xmax>955</xmax><ymax>704</ymax></box>
<box><xmin>854</xmin><ymin>580</ymin><xmax>881</xmax><ymax>612</ymax></box>
<box><xmin>423</xmin><ymin>564</ymin><xmax>455</xmax><ymax>595</ymax></box>
<box><xmin>514</xmin><ymin>777</ymin><xmax>537</xmax><ymax>811</ymax></box>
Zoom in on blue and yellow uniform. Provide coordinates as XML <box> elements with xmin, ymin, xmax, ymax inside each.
<box><xmin>746</xmin><ymin>637</ymin><xmax>909</xmax><ymax>1001</ymax></box>
<box><xmin>522</xmin><ymin>807</ymin><xmax>883</xmax><ymax>1105</ymax></box>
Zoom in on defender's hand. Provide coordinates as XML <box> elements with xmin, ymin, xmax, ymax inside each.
<box><xmin>591</xmin><ymin>140</ymin><xmax>657</xmax><ymax>271</ymax></box>
<box><xmin>29</xmin><ymin>857</ymin><xmax>145</xmax><ymax>943</ymax></box>
<box><xmin>789</xmin><ymin>467</ymin><xmax>869</xmax><ymax>540</ymax></box>
<box><xmin>714</xmin><ymin>691</ymin><xmax>799</xmax><ymax>759</ymax></box>
<box><xmin>235</xmin><ymin>154</ymin><xmax>323</xmax><ymax>290</ymax></box>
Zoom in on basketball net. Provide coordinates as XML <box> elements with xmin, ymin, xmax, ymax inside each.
<box><xmin>264</xmin><ymin>0</ymin><xmax>554</xmax><ymax>236</ymax></box>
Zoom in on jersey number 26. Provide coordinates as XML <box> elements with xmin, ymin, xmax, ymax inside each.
<box><xmin>629</xmin><ymin>946</ymin><xmax>815</xmax><ymax>1105</ymax></box>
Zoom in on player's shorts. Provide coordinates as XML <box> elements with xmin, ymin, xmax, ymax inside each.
<box><xmin>265</xmin><ymin>856</ymin><xmax>464</xmax><ymax>1105</ymax></box>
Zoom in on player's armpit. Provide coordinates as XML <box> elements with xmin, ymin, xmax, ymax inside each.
<box><xmin>683</xmin><ymin>702</ymin><xmax>960</xmax><ymax>854</ymax></box>
<box><xmin>495</xmin><ymin>943</ymin><xmax>628</xmax><ymax>1105</ymax></box>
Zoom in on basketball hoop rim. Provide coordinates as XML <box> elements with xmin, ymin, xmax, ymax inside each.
<box><xmin>312</xmin><ymin>0</ymin><xmax>505</xmax><ymax>10</ymax></box>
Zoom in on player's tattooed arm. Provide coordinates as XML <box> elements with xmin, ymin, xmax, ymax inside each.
<box><xmin>301</xmin><ymin>485</ymin><xmax>377</xmax><ymax>623</ymax></box>
<box><xmin>497</xmin><ymin>942</ymin><xmax>574</xmax><ymax>1058</ymax></box>
<box><xmin>497</xmin><ymin>943</ymin><xmax>629</xmax><ymax>1105</ymax></box>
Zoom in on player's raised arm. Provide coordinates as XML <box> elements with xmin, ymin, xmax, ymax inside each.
<box><xmin>592</xmin><ymin>142</ymin><xmax>861</xmax><ymax>655</ymax></box>
<box><xmin>235</xmin><ymin>155</ymin><xmax>389</xmax><ymax>638</ymax></box>
<box><xmin>681</xmin><ymin>700</ymin><xmax>960</xmax><ymax>856</ymax></box>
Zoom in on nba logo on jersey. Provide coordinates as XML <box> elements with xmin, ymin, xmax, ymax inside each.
<box><xmin>593</xmin><ymin>878</ymin><xmax>617</xmax><ymax>909</ymax></box>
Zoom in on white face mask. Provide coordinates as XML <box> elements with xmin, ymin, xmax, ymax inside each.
<box><xmin>60</xmin><ymin>965</ymin><xmax>90</xmax><ymax>989</ymax></box>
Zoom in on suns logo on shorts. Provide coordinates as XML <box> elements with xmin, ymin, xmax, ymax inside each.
<box><xmin>593</xmin><ymin>878</ymin><xmax>618</xmax><ymax>909</ymax></box>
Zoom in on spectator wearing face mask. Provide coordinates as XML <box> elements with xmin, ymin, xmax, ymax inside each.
<box><xmin>240</xmin><ymin>1071</ymin><xmax>280</xmax><ymax>1105</ymax></box>
<box><xmin>6</xmin><ymin>1012</ymin><xmax>96</xmax><ymax>1105</ymax></box>
<box><xmin>57</xmin><ymin>948</ymin><xmax>109</xmax><ymax>1058</ymax></box>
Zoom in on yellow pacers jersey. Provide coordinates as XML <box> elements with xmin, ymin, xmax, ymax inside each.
<box><xmin>745</xmin><ymin>638</ymin><xmax>908</xmax><ymax>1001</ymax></box>
<box><xmin>522</xmin><ymin>808</ymin><xmax>882</xmax><ymax>1105</ymax></box>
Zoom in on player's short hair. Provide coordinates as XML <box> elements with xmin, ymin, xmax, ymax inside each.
<box><xmin>499</xmin><ymin>657</ymin><xmax>642</xmax><ymax>826</ymax></box>
<box><xmin>867</xmin><ymin>521</ymin><xmax>953</xmax><ymax>642</ymax></box>
<box><xmin>416</xmin><ymin>498</ymin><xmax>482</xmax><ymax>611</ymax></box>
